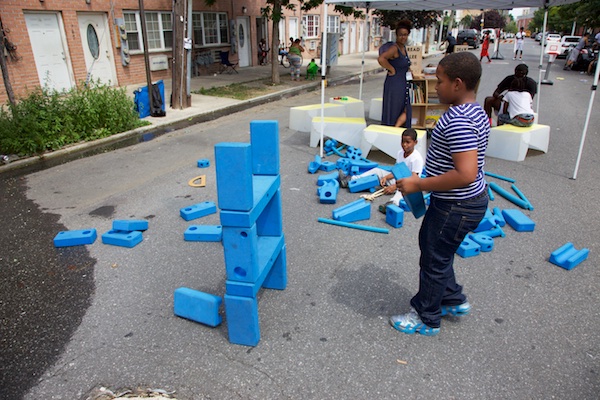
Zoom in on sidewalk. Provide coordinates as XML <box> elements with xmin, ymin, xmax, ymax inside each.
<box><xmin>1</xmin><ymin>50</ymin><xmax>444</xmax><ymax>175</ymax></box>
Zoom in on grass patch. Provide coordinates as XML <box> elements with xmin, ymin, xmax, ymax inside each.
<box><xmin>194</xmin><ymin>81</ymin><xmax>278</xmax><ymax>100</ymax></box>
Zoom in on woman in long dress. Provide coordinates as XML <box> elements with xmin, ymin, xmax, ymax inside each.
<box><xmin>378</xmin><ymin>20</ymin><xmax>413</xmax><ymax>128</ymax></box>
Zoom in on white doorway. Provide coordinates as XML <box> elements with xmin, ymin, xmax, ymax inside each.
<box><xmin>77</xmin><ymin>13</ymin><xmax>118</xmax><ymax>85</ymax></box>
<box><xmin>350</xmin><ymin>22</ymin><xmax>357</xmax><ymax>53</ymax></box>
<box><xmin>289</xmin><ymin>17</ymin><xmax>299</xmax><ymax>43</ymax></box>
<box><xmin>358</xmin><ymin>22</ymin><xmax>364</xmax><ymax>52</ymax></box>
<box><xmin>278</xmin><ymin>18</ymin><xmax>286</xmax><ymax>49</ymax></box>
<box><xmin>342</xmin><ymin>22</ymin><xmax>349</xmax><ymax>54</ymax></box>
<box><xmin>25</xmin><ymin>12</ymin><xmax>74</xmax><ymax>92</ymax></box>
<box><xmin>236</xmin><ymin>17</ymin><xmax>251</xmax><ymax>67</ymax></box>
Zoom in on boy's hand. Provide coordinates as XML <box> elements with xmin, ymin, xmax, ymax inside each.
<box><xmin>396</xmin><ymin>175</ymin><xmax>421</xmax><ymax>194</ymax></box>
<box><xmin>383</xmin><ymin>185</ymin><xmax>396</xmax><ymax>195</ymax></box>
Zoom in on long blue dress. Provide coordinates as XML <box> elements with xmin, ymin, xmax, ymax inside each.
<box><xmin>381</xmin><ymin>44</ymin><xmax>412</xmax><ymax>127</ymax></box>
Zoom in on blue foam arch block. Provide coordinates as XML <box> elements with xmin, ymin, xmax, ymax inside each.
<box><xmin>456</xmin><ymin>236</ymin><xmax>481</xmax><ymax>258</ymax></box>
<box><xmin>318</xmin><ymin>160</ymin><xmax>336</xmax><ymax>172</ymax></box>
<box><xmin>308</xmin><ymin>155</ymin><xmax>321</xmax><ymax>174</ymax></box>
<box><xmin>549</xmin><ymin>242</ymin><xmax>590</xmax><ymax>270</ymax></box>
<box><xmin>101</xmin><ymin>230</ymin><xmax>143</xmax><ymax>248</ymax></box>
<box><xmin>184</xmin><ymin>225</ymin><xmax>223</xmax><ymax>242</ymax></box>
<box><xmin>391</xmin><ymin>162</ymin><xmax>426</xmax><ymax>219</ymax></box>
<box><xmin>180</xmin><ymin>201</ymin><xmax>217</xmax><ymax>221</ymax></box>
<box><xmin>53</xmin><ymin>228</ymin><xmax>97</xmax><ymax>247</ymax></box>
<box><xmin>318</xmin><ymin>180</ymin><xmax>339</xmax><ymax>204</ymax></box>
<box><xmin>317</xmin><ymin>171</ymin><xmax>339</xmax><ymax>186</ymax></box>
<box><xmin>174</xmin><ymin>287</ymin><xmax>222</xmax><ymax>327</ymax></box>
<box><xmin>113</xmin><ymin>219</ymin><xmax>148</xmax><ymax>232</ymax></box>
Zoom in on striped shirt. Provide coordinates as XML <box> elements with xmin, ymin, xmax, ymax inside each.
<box><xmin>425</xmin><ymin>102</ymin><xmax>489</xmax><ymax>200</ymax></box>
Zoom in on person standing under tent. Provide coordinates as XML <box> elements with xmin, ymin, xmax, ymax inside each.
<box><xmin>513</xmin><ymin>27</ymin><xmax>525</xmax><ymax>60</ymax></box>
<box><xmin>378</xmin><ymin>20</ymin><xmax>413</xmax><ymax>128</ymax></box>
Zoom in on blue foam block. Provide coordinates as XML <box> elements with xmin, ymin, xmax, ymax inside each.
<box><xmin>184</xmin><ymin>225</ymin><xmax>223</xmax><ymax>242</ymax></box>
<box><xmin>549</xmin><ymin>243</ymin><xmax>590</xmax><ymax>270</ymax></box>
<box><xmin>349</xmin><ymin>159</ymin><xmax>379</xmax><ymax>174</ymax></box>
<box><xmin>113</xmin><ymin>219</ymin><xmax>148</xmax><ymax>232</ymax></box>
<box><xmin>318</xmin><ymin>161</ymin><xmax>337</xmax><ymax>172</ymax></box>
<box><xmin>101</xmin><ymin>230</ymin><xmax>143</xmax><ymax>248</ymax></box>
<box><xmin>308</xmin><ymin>155</ymin><xmax>321</xmax><ymax>174</ymax></box>
<box><xmin>348</xmin><ymin>174</ymin><xmax>379</xmax><ymax>193</ymax></box>
<box><xmin>386</xmin><ymin>204</ymin><xmax>404</xmax><ymax>228</ymax></box>
<box><xmin>476</xmin><ymin>226</ymin><xmax>505</xmax><ymax>238</ymax></box>
<box><xmin>468</xmin><ymin>233</ymin><xmax>494</xmax><ymax>252</ymax></box>
<box><xmin>317</xmin><ymin>171</ymin><xmax>339</xmax><ymax>186</ymax></box>
<box><xmin>332</xmin><ymin>198</ymin><xmax>371</xmax><ymax>222</ymax></box>
<box><xmin>224</xmin><ymin>294</ymin><xmax>260</xmax><ymax>346</ymax></box>
<box><xmin>197</xmin><ymin>159</ymin><xmax>210</xmax><ymax>168</ymax></box>
<box><xmin>492</xmin><ymin>207</ymin><xmax>506</xmax><ymax>227</ymax></box>
<box><xmin>250</xmin><ymin>120</ymin><xmax>279</xmax><ymax>176</ymax></box>
<box><xmin>318</xmin><ymin>180</ymin><xmax>339</xmax><ymax>204</ymax></box>
<box><xmin>174</xmin><ymin>287</ymin><xmax>222</xmax><ymax>327</ymax></box>
<box><xmin>502</xmin><ymin>209</ymin><xmax>535</xmax><ymax>232</ymax></box>
<box><xmin>53</xmin><ymin>228</ymin><xmax>97</xmax><ymax>247</ymax></box>
<box><xmin>215</xmin><ymin>143</ymin><xmax>253</xmax><ymax>211</ymax></box>
<box><xmin>456</xmin><ymin>236</ymin><xmax>481</xmax><ymax>258</ymax></box>
<box><xmin>180</xmin><ymin>201</ymin><xmax>217</xmax><ymax>221</ymax></box>
<box><xmin>391</xmin><ymin>162</ymin><xmax>426</xmax><ymax>219</ymax></box>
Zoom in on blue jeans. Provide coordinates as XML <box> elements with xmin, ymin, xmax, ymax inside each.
<box><xmin>411</xmin><ymin>193</ymin><xmax>488</xmax><ymax>328</ymax></box>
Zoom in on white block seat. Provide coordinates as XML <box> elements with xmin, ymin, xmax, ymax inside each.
<box><xmin>487</xmin><ymin>123</ymin><xmax>550</xmax><ymax>162</ymax></box>
<box><xmin>329</xmin><ymin>96</ymin><xmax>365</xmax><ymax>118</ymax></box>
<box><xmin>369</xmin><ymin>98</ymin><xmax>383</xmax><ymax>121</ymax></box>
<box><xmin>360</xmin><ymin>125</ymin><xmax>427</xmax><ymax>161</ymax></box>
<box><xmin>289</xmin><ymin>103</ymin><xmax>346</xmax><ymax>132</ymax></box>
<box><xmin>310</xmin><ymin>116</ymin><xmax>367</xmax><ymax>148</ymax></box>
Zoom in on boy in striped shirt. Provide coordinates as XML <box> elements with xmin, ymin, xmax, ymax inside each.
<box><xmin>389</xmin><ymin>52</ymin><xmax>490</xmax><ymax>336</ymax></box>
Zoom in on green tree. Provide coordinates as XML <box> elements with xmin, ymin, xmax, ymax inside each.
<box><xmin>459</xmin><ymin>14</ymin><xmax>473</xmax><ymax>29</ymax></box>
<box><xmin>371</xmin><ymin>10</ymin><xmax>442</xmax><ymax>29</ymax></box>
<box><xmin>470</xmin><ymin>10</ymin><xmax>507</xmax><ymax>30</ymax></box>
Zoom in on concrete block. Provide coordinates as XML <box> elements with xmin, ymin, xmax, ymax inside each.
<box><xmin>174</xmin><ymin>287</ymin><xmax>222</xmax><ymax>327</ymax></box>
<box><xmin>180</xmin><ymin>201</ymin><xmax>217</xmax><ymax>221</ymax></box>
<box><xmin>101</xmin><ymin>230</ymin><xmax>143</xmax><ymax>248</ymax></box>
<box><xmin>549</xmin><ymin>242</ymin><xmax>590</xmax><ymax>270</ymax></box>
<box><xmin>197</xmin><ymin>159</ymin><xmax>210</xmax><ymax>168</ymax></box>
<box><xmin>318</xmin><ymin>180</ymin><xmax>339</xmax><ymax>204</ymax></box>
<box><xmin>502</xmin><ymin>209</ymin><xmax>535</xmax><ymax>232</ymax></box>
<box><xmin>332</xmin><ymin>198</ymin><xmax>371</xmax><ymax>222</ymax></box>
<box><xmin>348</xmin><ymin>174</ymin><xmax>379</xmax><ymax>193</ymax></box>
<box><xmin>215</xmin><ymin>143</ymin><xmax>253</xmax><ymax>211</ymax></box>
<box><xmin>456</xmin><ymin>236</ymin><xmax>481</xmax><ymax>258</ymax></box>
<box><xmin>391</xmin><ymin>162</ymin><xmax>426</xmax><ymax>219</ymax></box>
<box><xmin>386</xmin><ymin>204</ymin><xmax>404</xmax><ymax>228</ymax></box>
<box><xmin>468</xmin><ymin>233</ymin><xmax>494</xmax><ymax>252</ymax></box>
<box><xmin>113</xmin><ymin>219</ymin><xmax>148</xmax><ymax>232</ymax></box>
<box><xmin>184</xmin><ymin>225</ymin><xmax>223</xmax><ymax>242</ymax></box>
<box><xmin>224</xmin><ymin>294</ymin><xmax>260</xmax><ymax>346</ymax></box>
<box><xmin>53</xmin><ymin>228</ymin><xmax>97</xmax><ymax>247</ymax></box>
<box><xmin>250</xmin><ymin>120</ymin><xmax>279</xmax><ymax>176</ymax></box>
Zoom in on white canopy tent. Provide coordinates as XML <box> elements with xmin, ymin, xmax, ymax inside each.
<box><xmin>318</xmin><ymin>0</ymin><xmax>595</xmax><ymax>179</ymax></box>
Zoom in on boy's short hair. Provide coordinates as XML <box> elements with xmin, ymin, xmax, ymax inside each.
<box><xmin>438</xmin><ymin>52</ymin><xmax>481</xmax><ymax>91</ymax></box>
<box><xmin>402</xmin><ymin>128</ymin><xmax>418</xmax><ymax>141</ymax></box>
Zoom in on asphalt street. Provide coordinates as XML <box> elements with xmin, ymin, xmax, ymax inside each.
<box><xmin>1</xmin><ymin>40</ymin><xmax>599</xmax><ymax>399</ymax></box>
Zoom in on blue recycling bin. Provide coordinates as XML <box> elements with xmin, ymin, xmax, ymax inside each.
<box><xmin>133</xmin><ymin>80</ymin><xmax>165</xmax><ymax>118</ymax></box>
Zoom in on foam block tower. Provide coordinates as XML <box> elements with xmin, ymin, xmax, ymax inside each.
<box><xmin>215</xmin><ymin>120</ymin><xmax>287</xmax><ymax>346</ymax></box>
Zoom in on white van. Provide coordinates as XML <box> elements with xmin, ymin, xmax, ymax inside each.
<box><xmin>481</xmin><ymin>29</ymin><xmax>497</xmax><ymax>43</ymax></box>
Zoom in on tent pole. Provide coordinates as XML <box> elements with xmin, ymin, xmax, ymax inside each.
<box><xmin>572</xmin><ymin>54</ymin><xmax>599</xmax><ymax>179</ymax></box>
<box><xmin>359</xmin><ymin>6</ymin><xmax>369</xmax><ymax>100</ymax></box>
<box><xmin>536</xmin><ymin>5</ymin><xmax>549</xmax><ymax>117</ymax></box>
<box><xmin>320</xmin><ymin>4</ymin><xmax>329</xmax><ymax>158</ymax></box>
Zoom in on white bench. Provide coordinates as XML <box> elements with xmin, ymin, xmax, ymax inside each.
<box><xmin>486</xmin><ymin>123</ymin><xmax>550</xmax><ymax>162</ymax></box>
<box><xmin>360</xmin><ymin>125</ymin><xmax>428</xmax><ymax>161</ymax></box>
<box><xmin>368</xmin><ymin>98</ymin><xmax>383</xmax><ymax>121</ymax></box>
<box><xmin>329</xmin><ymin>96</ymin><xmax>365</xmax><ymax>118</ymax></box>
<box><xmin>289</xmin><ymin>103</ymin><xmax>346</xmax><ymax>132</ymax></box>
<box><xmin>310</xmin><ymin>117</ymin><xmax>367</xmax><ymax>148</ymax></box>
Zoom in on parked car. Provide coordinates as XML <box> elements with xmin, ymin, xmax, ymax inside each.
<box><xmin>557</xmin><ymin>35</ymin><xmax>582</xmax><ymax>58</ymax></box>
<box><xmin>541</xmin><ymin>33</ymin><xmax>561</xmax><ymax>45</ymax></box>
<box><xmin>535</xmin><ymin>32</ymin><xmax>543</xmax><ymax>41</ymax></box>
<box><xmin>456</xmin><ymin>29</ymin><xmax>480</xmax><ymax>49</ymax></box>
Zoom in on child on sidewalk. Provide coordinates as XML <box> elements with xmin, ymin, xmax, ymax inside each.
<box><xmin>390</xmin><ymin>52</ymin><xmax>489</xmax><ymax>336</ymax></box>
<box><xmin>337</xmin><ymin>129</ymin><xmax>424</xmax><ymax>210</ymax></box>
<box><xmin>306</xmin><ymin>59</ymin><xmax>319</xmax><ymax>80</ymax></box>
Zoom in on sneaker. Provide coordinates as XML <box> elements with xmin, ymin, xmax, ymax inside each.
<box><xmin>512</xmin><ymin>57</ymin><xmax>516</xmax><ymax>60</ymax></box>
<box><xmin>441</xmin><ymin>301</ymin><xmax>471</xmax><ymax>317</ymax></box>
<box><xmin>338</xmin><ymin>170</ymin><xmax>350</xmax><ymax>188</ymax></box>
<box><xmin>389</xmin><ymin>309</ymin><xmax>440</xmax><ymax>336</ymax></box>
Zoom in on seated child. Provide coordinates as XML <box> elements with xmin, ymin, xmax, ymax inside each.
<box><xmin>497</xmin><ymin>76</ymin><xmax>535</xmax><ymax>127</ymax></box>
<box><xmin>306</xmin><ymin>58</ymin><xmax>319</xmax><ymax>80</ymax></box>
<box><xmin>338</xmin><ymin>128</ymin><xmax>424</xmax><ymax>211</ymax></box>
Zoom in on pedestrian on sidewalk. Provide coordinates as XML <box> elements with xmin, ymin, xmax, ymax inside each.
<box><xmin>289</xmin><ymin>39</ymin><xmax>304</xmax><ymax>81</ymax></box>
<box><xmin>480</xmin><ymin>33</ymin><xmax>492</xmax><ymax>63</ymax></box>
<box><xmin>389</xmin><ymin>52</ymin><xmax>489</xmax><ymax>336</ymax></box>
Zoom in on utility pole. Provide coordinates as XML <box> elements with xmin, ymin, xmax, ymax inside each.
<box><xmin>0</xmin><ymin>17</ymin><xmax>16</xmax><ymax>106</ymax></box>
<box><xmin>171</xmin><ymin>0</ymin><xmax>189</xmax><ymax>109</ymax></box>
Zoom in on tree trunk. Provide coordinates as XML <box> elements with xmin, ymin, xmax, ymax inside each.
<box><xmin>270</xmin><ymin>0</ymin><xmax>281</xmax><ymax>85</ymax></box>
<box><xmin>0</xmin><ymin>17</ymin><xmax>16</xmax><ymax>105</ymax></box>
